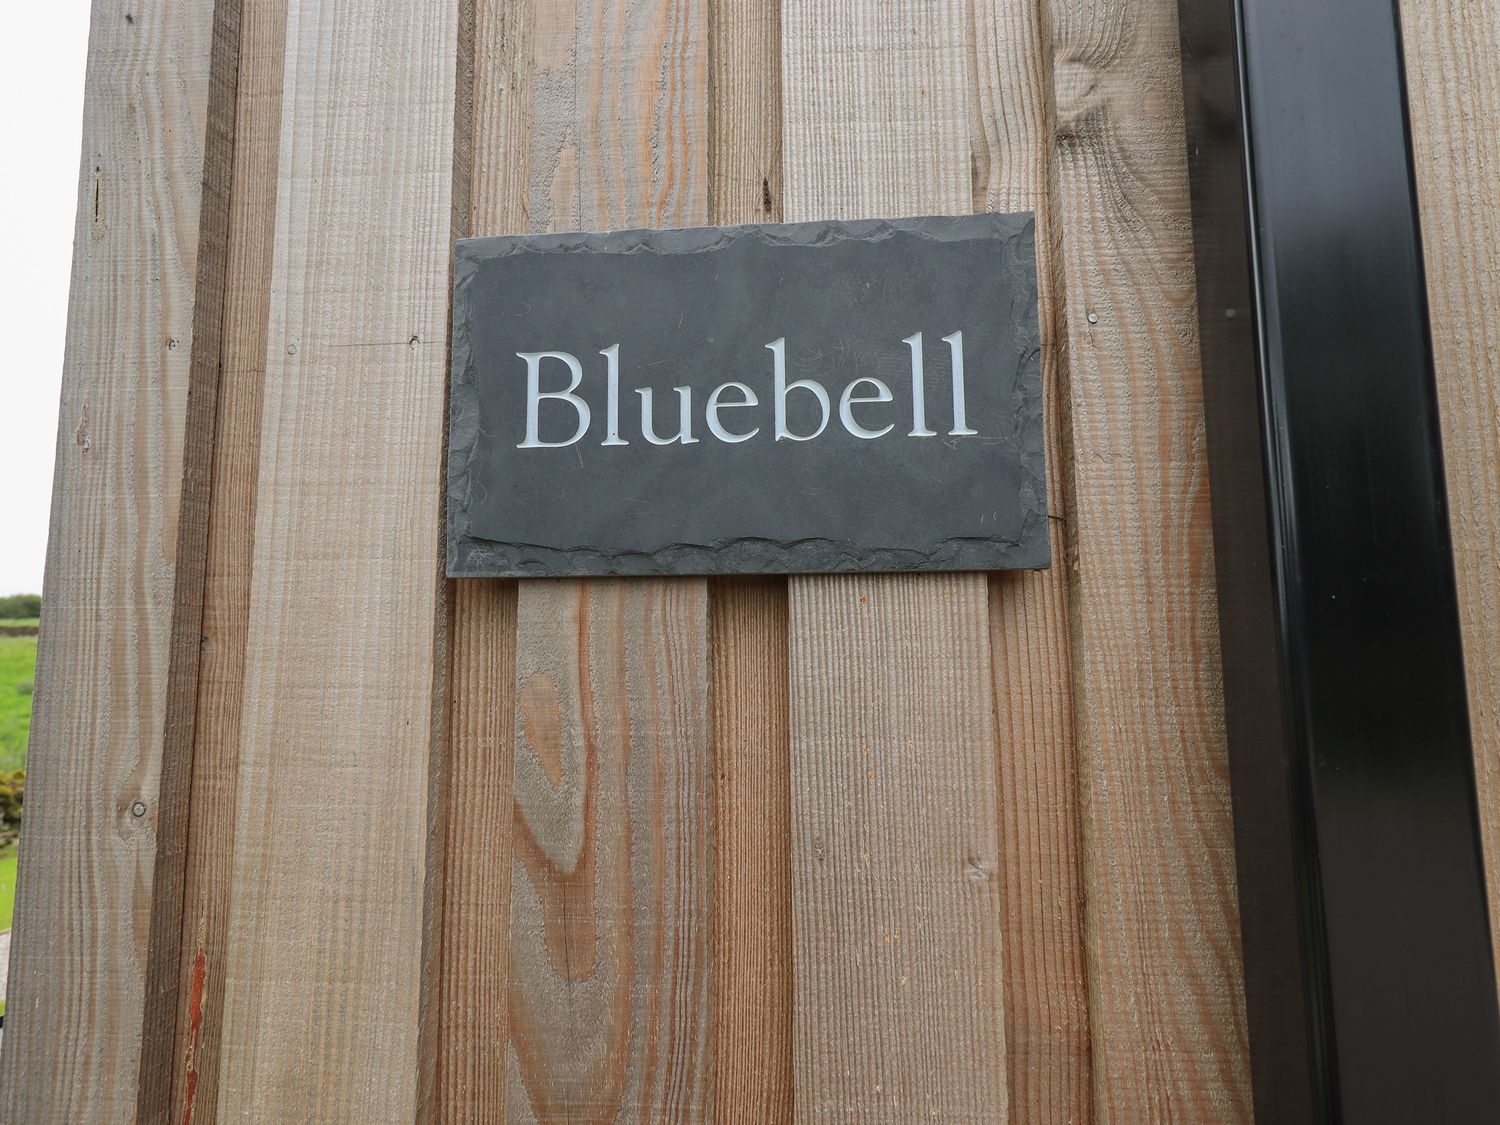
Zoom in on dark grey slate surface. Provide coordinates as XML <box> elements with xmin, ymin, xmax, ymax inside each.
<box><xmin>447</xmin><ymin>213</ymin><xmax>1048</xmax><ymax>577</ymax></box>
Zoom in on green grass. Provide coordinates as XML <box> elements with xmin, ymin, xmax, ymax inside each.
<box><xmin>0</xmin><ymin>844</ymin><xmax>15</xmax><ymax>933</ymax></box>
<box><xmin>0</xmin><ymin>635</ymin><xmax>37</xmax><ymax>773</ymax></box>
<box><xmin>0</xmin><ymin>842</ymin><xmax>14</xmax><ymax>1013</ymax></box>
<box><xmin>0</xmin><ymin>620</ymin><xmax>39</xmax><ymax>630</ymax></box>
<box><xmin>0</xmin><ymin>630</ymin><xmax>31</xmax><ymax>1015</ymax></box>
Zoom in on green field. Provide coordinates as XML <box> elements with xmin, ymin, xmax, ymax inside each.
<box><xmin>0</xmin><ymin>845</ymin><xmax>15</xmax><ymax>930</ymax></box>
<box><xmin>0</xmin><ymin>842</ymin><xmax>13</xmax><ymax>1012</ymax></box>
<box><xmin>0</xmin><ymin>635</ymin><xmax>37</xmax><ymax>773</ymax></box>
<box><xmin>0</xmin><ymin>627</ymin><xmax>33</xmax><ymax>1014</ymax></box>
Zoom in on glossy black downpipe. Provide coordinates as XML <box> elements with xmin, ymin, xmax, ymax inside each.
<box><xmin>1178</xmin><ymin>0</ymin><xmax>1500</xmax><ymax>1121</ymax></box>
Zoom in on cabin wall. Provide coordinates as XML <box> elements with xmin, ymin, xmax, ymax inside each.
<box><xmin>40</xmin><ymin>0</ymin><xmax>1500</xmax><ymax>1119</ymax></box>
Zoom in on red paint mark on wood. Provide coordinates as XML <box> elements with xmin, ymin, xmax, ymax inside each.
<box><xmin>182</xmin><ymin>948</ymin><xmax>207</xmax><ymax>1125</ymax></box>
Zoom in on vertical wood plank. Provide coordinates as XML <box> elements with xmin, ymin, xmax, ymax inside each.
<box><xmin>709</xmin><ymin>579</ymin><xmax>792</xmax><ymax>1122</ymax></box>
<box><xmin>709</xmin><ymin>0</ymin><xmax>781</xmax><ymax>227</ymax></box>
<box><xmin>974</xmin><ymin>1</ymin><xmax>1093</xmax><ymax>1119</ymax></box>
<box><xmin>780</xmin><ymin>4</ymin><xmax>1008</xmax><ymax>1118</ymax></box>
<box><xmin>1399</xmin><ymin>0</ymin><xmax>1500</xmax><ymax>980</ymax></box>
<box><xmin>412</xmin><ymin>0</ymin><xmax>479</xmax><ymax>1099</ymax></box>
<box><xmin>146</xmin><ymin>2</ymin><xmax>289</xmax><ymax>1121</ymax></box>
<box><xmin>0</xmin><ymin>0</ymin><xmax>221</xmax><ymax>1118</ymax></box>
<box><xmin>500</xmin><ymin>0</ymin><xmax>714</xmax><ymax>1118</ymax></box>
<box><xmin>787</xmin><ymin>575</ymin><xmax>1008</xmax><ymax>1121</ymax></box>
<box><xmin>139</xmin><ymin>0</ymin><xmax>253</xmax><ymax>1108</ymax></box>
<box><xmin>1046</xmin><ymin>0</ymin><xmax>1251</xmax><ymax>1118</ymax></box>
<box><xmin>431</xmin><ymin>0</ymin><xmax>525</xmax><ymax>1116</ymax></box>
<box><xmin>208</xmin><ymin>0</ymin><xmax>460</xmax><ymax>1117</ymax></box>
<box><xmin>707</xmin><ymin>0</ymin><xmax>792</xmax><ymax>1119</ymax></box>
<box><xmin>509</xmin><ymin>580</ymin><xmax>713</xmax><ymax>1119</ymax></box>
<box><xmin>436</xmin><ymin>580</ymin><xmax>517</xmax><ymax>1121</ymax></box>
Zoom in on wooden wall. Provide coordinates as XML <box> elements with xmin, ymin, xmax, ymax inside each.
<box><xmin>7</xmin><ymin>0</ymin><xmax>1405</xmax><ymax>1119</ymax></box>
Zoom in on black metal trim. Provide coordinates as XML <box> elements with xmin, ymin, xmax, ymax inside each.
<box><xmin>1178</xmin><ymin>1</ymin><xmax>1500</xmax><ymax>1121</ymax></box>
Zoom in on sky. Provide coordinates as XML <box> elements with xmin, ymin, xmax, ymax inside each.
<box><xmin>1</xmin><ymin>4</ymin><xmax>91</xmax><ymax>596</ymax></box>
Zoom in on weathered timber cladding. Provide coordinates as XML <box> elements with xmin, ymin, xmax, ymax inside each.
<box><xmin>53</xmin><ymin>0</ymin><xmax>1500</xmax><ymax>1119</ymax></box>
<box><xmin>0</xmin><ymin>0</ymin><xmax>222</xmax><ymax>1119</ymax></box>
<box><xmin>779</xmin><ymin>2</ymin><xmax>1011</xmax><ymax>1118</ymax></box>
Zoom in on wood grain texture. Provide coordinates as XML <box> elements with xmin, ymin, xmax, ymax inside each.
<box><xmin>414</xmin><ymin>0</ymin><xmax>476</xmax><ymax>1110</ymax></box>
<box><xmin>779</xmin><ymin>5</ymin><xmax>1009</xmax><ymax>1117</ymax></box>
<box><xmin>709</xmin><ymin>0</ymin><xmax>781</xmax><ymax>227</ymax></box>
<box><xmin>207</xmin><ymin>0</ymin><xmax>460</xmax><ymax>1117</ymax></box>
<box><xmin>416</xmin><ymin>565</ymin><xmax>455</xmax><ymax>1125</ymax></box>
<box><xmin>499</xmin><ymin>1</ymin><xmax>714</xmax><ymax>1119</ymax></box>
<box><xmin>468</xmin><ymin>0</ymin><xmax>532</xmax><ymax>242</ymax></box>
<box><xmin>516</xmin><ymin>0</ymin><xmax>707</xmax><ymax>237</ymax></box>
<box><xmin>147</xmin><ymin>3</ymin><xmax>288</xmax><ymax>1121</ymax></box>
<box><xmin>0</xmin><ymin>1</ymin><xmax>218</xmax><ymax>1119</ymax></box>
<box><xmin>781</xmin><ymin>0</ymin><xmax>973</xmax><ymax>224</ymax></box>
<box><xmin>1399</xmin><ymin>0</ymin><xmax>1500</xmax><ymax>979</ymax></box>
<box><xmin>138</xmin><ymin>0</ymin><xmax>248</xmax><ymax>1107</ymax></box>
<box><xmin>508</xmin><ymin>580</ymin><xmax>713</xmax><ymax>1119</ymax></box>
<box><xmin>709</xmin><ymin>578</ymin><xmax>792</xmax><ymax>1122</ymax></box>
<box><xmin>707</xmin><ymin>2</ymin><xmax>792</xmax><ymax>1120</ymax></box>
<box><xmin>436</xmin><ymin>580</ymin><xmax>518</xmax><ymax>1122</ymax></box>
<box><xmin>1046</xmin><ymin>0</ymin><xmax>1251</xmax><ymax>1118</ymax></box>
<box><xmin>430</xmin><ymin>0</ymin><xmax>524</xmax><ymax>1116</ymax></box>
<box><xmin>787</xmin><ymin>575</ymin><xmax>1007</xmax><ymax>1120</ymax></box>
<box><xmin>974</xmin><ymin>1</ymin><xmax>1093</xmax><ymax>1119</ymax></box>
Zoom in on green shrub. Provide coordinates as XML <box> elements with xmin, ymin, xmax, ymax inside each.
<box><xmin>0</xmin><ymin>595</ymin><xmax>40</xmax><ymax>621</ymax></box>
<box><xmin>0</xmin><ymin>770</ymin><xmax>24</xmax><ymax>847</ymax></box>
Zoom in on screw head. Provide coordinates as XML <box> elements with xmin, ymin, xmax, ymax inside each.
<box><xmin>131</xmin><ymin>801</ymin><xmax>147</xmax><ymax>818</ymax></box>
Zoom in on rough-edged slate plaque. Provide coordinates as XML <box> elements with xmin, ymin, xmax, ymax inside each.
<box><xmin>447</xmin><ymin>212</ymin><xmax>1047</xmax><ymax>577</ymax></box>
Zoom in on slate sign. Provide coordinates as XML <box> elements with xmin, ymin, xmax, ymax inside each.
<box><xmin>447</xmin><ymin>213</ymin><xmax>1047</xmax><ymax>577</ymax></box>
